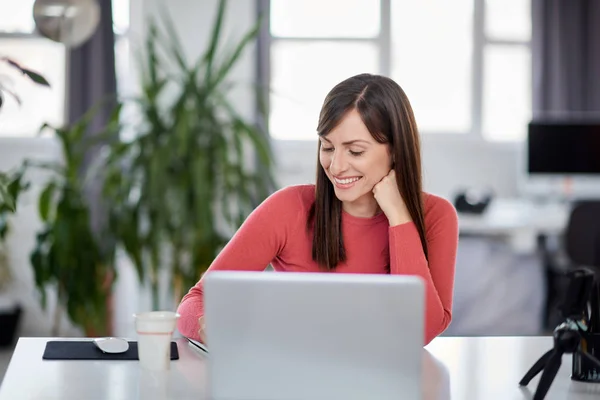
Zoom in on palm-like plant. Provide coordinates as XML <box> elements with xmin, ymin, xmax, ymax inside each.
<box><xmin>0</xmin><ymin>168</ymin><xmax>28</xmax><ymax>292</ymax></box>
<box><xmin>28</xmin><ymin>103</ymin><xmax>121</xmax><ymax>336</ymax></box>
<box><xmin>101</xmin><ymin>0</ymin><xmax>276</xmax><ymax>310</ymax></box>
<box><xmin>0</xmin><ymin>57</ymin><xmax>49</xmax><ymax>211</ymax></box>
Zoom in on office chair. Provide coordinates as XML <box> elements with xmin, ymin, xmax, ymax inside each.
<box><xmin>565</xmin><ymin>200</ymin><xmax>600</xmax><ymax>268</ymax></box>
<box><xmin>544</xmin><ymin>200</ymin><xmax>600</xmax><ymax>330</ymax></box>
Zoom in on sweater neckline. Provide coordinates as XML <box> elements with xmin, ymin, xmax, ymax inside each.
<box><xmin>341</xmin><ymin>209</ymin><xmax>389</xmax><ymax>226</ymax></box>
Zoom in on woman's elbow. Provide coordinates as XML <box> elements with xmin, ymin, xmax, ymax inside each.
<box><xmin>175</xmin><ymin>300</ymin><xmax>203</xmax><ymax>341</ymax></box>
<box><xmin>423</xmin><ymin>310</ymin><xmax>452</xmax><ymax>346</ymax></box>
<box><xmin>179</xmin><ymin>321</ymin><xmax>203</xmax><ymax>341</ymax></box>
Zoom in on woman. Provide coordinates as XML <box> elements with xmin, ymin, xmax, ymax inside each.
<box><xmin>176</xmin><ymin>73</ymin><xmax>458</xmax><ymax>346</ymax></box>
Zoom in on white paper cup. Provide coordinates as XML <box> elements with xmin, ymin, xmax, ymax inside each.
<box><xmin>134</xmin><ymin>311</ymin><xmax>180</xmax><ymax>371</ymax></box>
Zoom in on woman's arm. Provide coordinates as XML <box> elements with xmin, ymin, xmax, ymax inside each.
<box><xmin>388</xmin><ymin>198</ymin><xmax>458</xmax><ymax>345</ymax></box>
<box><xmin>176</xmin><ymin>186</ymin><xmax>302</xmax><ymax>341</ymax></box>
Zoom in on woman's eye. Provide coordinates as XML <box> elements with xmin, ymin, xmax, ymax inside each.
<box><xmin>321</xmin><ymin>147</ymin><xmax>334</xmax><ymax>152</ymax></box>
<box><xmin>349</xmin><ymin>150</ymin><xmax>364</xmax><ymax>156</ymax></box>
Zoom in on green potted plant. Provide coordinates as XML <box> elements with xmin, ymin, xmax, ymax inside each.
<box><xmin>0</xmin><ymin>57</ymin><xmax>49</xmax><ymax>210</ymax></box>
<box><xmin>0</xmin><ymin>169</ymin><xmax>29</xmax><ymax>347</ymax></box>
<box><xmin>100</xmin><ymin>0</ymin><xmax>276</xmax><ymax>310</ymax></box>
<box><xmin>0</xmin><ymin>58</ymin><xmax>48</xmax><ymax>346</ymax></box>
<box><xmin>26</xmin><ymin>102</ymin><xmax>121</xmax><ymax>336</ymax></box>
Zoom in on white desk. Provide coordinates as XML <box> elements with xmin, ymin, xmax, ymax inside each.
<box><xmin>458</xmin><ymin>198</ymin><xmax>570</xmax><ymax>252</ymax></box>
<box><xmin>458</xmin><ymin>198</ymin><xmax>569</xmax><ymax>236</ymax></box>
<box><xmin>1</xmin><ymin>336</ymin><xmax>599</xmax><ymax>399</ymax></box>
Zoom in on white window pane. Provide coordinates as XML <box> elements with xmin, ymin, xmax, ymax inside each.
<box><xmin>112</xmin><ymin>0</ymin><xmax>129</xmax><ymax>35</ymax></box>
<box><xmin>0</xmin><ymin>0</ymin><xmax>36</xmax><ymax>33</ymax></box>
<box><xmin>482</xmin><ymin>45</ymin><xmax>531</xmax><ymax>141</ymax></box>
<box><xmin>0</xmin><ymin>39</ymin><xmax>65</xmax><ymax>136</ymax></box>
<box><xmin>270</xmin><ymin>0</ymin><xmax>380</xmax><ymax>38</ymax></box>
<box><xmin>115</xmin><ymin>36</ymin><xmax>132</xmax><ymax>96</ymax></box>
<box><xmin>391</xmin><ymin>0</ymin><xmax>473</xmax><ymax>133</ymax></box>
<box><xmin>485</xmin><ymin>0</ymin><xmax>531</xmax><ymax>42</ymax></box>
<box><xmin>270</xmin><ymin>41</ymin><xmax>378</xmax><ymax>140</ymax></box>
<box><xmin>114</xmin><ymin>36</ymin><xmax>137</xmax><ymax>141</ymax></box>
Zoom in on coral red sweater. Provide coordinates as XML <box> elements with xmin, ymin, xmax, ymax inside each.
<box><xmin>177</xmin><ymin>184</ymin><xmax>458</xmax><ymax>345</ymax></box>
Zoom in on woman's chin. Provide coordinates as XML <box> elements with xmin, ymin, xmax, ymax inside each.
<box><xmin>333</xmin><ymin>187</ymin><xmax>369</xmax><ymax>204</ymax></box>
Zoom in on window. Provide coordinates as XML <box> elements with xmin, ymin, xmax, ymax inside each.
<box><xmin>0</xmin><ymin>0</ymin><xmax>37</xmax><ymax>33</ymax></box>
<box><xmin>265</xmin><ymin>0</ymin><xmax>532</xmax><ymax>142</ymax></box>
<box><xmin>113</xmin><ymin>0</ymin><xmax>132</xmax><ymax>98</ymax></box>
<box><xmin>0</xmin><ymin>37</ymin><xmax>65</xmax><ymax>136</ymax></box>
<box><xmin>481</xmin><ymin>0</ymin><xmax>531</xmax><ymax>141</ymax></box>
<box><xmin>0</xmin><ymin>0</ymin><xmax>130</xmax><ymax>137</ymax></box>
<box><xmin>0</xmin><ymin>0</ymin><xmax>65</xmax><ymax>137</ymax></box>
<box><xmin>391</xmin><ymin>0</ymin><xmax>473</xmax><ymax>134</ymax></box>
<box><xmin>268</xmin><ymin>0</ymin><xmax>381</xmax><ymax>141</ymax></box>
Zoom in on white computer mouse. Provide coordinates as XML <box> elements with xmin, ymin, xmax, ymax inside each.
<box><xmin>93</xmin><ymin>337</ymin><xmax>130</xmax><ymax>354</ymax></box>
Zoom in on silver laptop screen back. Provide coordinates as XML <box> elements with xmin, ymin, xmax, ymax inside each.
<box><xmin>204</xmin><ymin>271</ymin><xmax>425</xmax><ymax>400</ymax></box>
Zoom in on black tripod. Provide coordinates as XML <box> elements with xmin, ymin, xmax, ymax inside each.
<box><xmin>519</xmin><ymin>268</ymin><xmax>600</xmax><ymax>400</ymax></box>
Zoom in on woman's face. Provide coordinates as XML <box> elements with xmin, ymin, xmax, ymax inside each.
<box><xmin>319</xmin><ymin>109</ymin><xmax>392</xmax><ymax>216</ymax></box>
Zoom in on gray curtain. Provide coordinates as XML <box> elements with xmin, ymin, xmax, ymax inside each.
<box><xmin>67</xmin><ymin>0</ymin><xmax>117</xmax><ymax>238</ymax></box>
<box><xmin>532</xmin><ymin>0</ymin><xmax>600</xmax><ymax>118</ymax></box>
<box><xmin>68</xmin><ymin>0</ymin><xmax>116</xmax><ymax>126</ymax></box>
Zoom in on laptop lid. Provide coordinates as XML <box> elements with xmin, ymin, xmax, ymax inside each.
<box><xmin>203</xmin><ymin>271</ymin><xmax>425</xmax><ymax>400</ymax></box>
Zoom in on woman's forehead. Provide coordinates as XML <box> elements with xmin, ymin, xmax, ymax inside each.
<box><xmin>324</xmin><ymin>110</ymin><xmax>374</xmax><ymax>142</ymax></box>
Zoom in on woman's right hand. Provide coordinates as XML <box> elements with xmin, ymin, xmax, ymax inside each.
<box><xmin>198</xmin><ymin>316</ymin><xmax>207</xmax><ymax>344</ymax></box>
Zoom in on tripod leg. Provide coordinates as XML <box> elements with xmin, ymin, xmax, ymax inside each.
<box><xmin>533</xmin><ymin>351</ymin><xmax>563</xmax><ymax>400</ymax></box>
<box><xmin>519</xmin><ymin>349</ymin><xmax>554</xmax><ymax>386</ymax></box>
<box><xmin>580</xmin><ymin>350</ymin><xmax>600</xmax><ymax>369</ymax></box>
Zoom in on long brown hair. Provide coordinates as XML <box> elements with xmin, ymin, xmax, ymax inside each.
<box><xmin>307</xmin><ymin>73</ymin><xmax>428</xmax><ymax>271</ymax></box>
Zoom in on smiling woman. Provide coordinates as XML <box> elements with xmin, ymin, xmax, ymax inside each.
<box><xmin>311</xmin><ymin>74</ymin><xmax>426</xmax><ymax>271</ymax></box>
<box><xmin>318</xmin><ymin>117</ymin><xmax>389</xmax><ymax>205</ymax></box>
<box><xmin>176</xmin><ymin>73</ymin><xmax>459</xmax><ymax>347</ymax></box>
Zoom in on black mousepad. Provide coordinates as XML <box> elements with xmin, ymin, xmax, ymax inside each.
<box><xmin>42</xmin><ymin>341</ymin><xmax>179</xmax><ymax>360</ymax></box>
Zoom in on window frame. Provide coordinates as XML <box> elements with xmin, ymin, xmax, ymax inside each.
<box><xmin>258</xmin><ymin>0</ymin><xmax>532</xmax><ymax>144</ymax></box>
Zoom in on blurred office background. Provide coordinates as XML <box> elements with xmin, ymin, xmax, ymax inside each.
<box><xmin>1</xmin><ymin>0</ymin><xmax>600</xmax><ymax>382</ymax></box>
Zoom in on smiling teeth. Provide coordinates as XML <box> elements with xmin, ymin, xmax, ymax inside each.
<box><xmin>335</xmin><ymin>177</ymin><xmax>361</xmax><ymax>184</ymax></box>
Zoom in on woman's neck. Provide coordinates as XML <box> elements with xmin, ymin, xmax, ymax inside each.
<box><xmin>342</xmin><ymin>195</ymin><xmax>381</xmax><ymax>218</ymax></box>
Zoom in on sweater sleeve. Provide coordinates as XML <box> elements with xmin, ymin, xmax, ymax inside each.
<box><xmin>176</xmin><ymin>186</ymin><xmax>302</xmax><ymax>340</ymax></box>
<box><xmin>389</xmin><ymin>197</ymin><xmax>458</xmax><ymax>346</ymax></box>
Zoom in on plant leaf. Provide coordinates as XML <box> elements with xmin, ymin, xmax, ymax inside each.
<box><xmin>21</xmin><ymin>67</ymin><xmax>51</xmax><ymax>86</ymax></box>
<box><xmin>39</xmin><ymin>182</ymin><xmax>57</xmax><ymax>222</ymax></box>
<box><xmin>4</xmin><ymin>58</ymin><xmax>51</xmax><ymax>87</ymax></box>
<box><xmin>207</xmin><ymin>14</ymin><xmax>262</xmax><ymax>93</ymax></box>
<box><xmin>155</xmin><ymin>6</ymin><xmax>188</xmax><ymax>71</ymax></box>
<box><xmin>202</xmin><ymin>0</ymin><xmax>227</xmax><ymax>81</ymax></box>
<box><xmin>0</xmin><ymin>181</ymin><xmax>14</xmax><ymax>212</ymax></box>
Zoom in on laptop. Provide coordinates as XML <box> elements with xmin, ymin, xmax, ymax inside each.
<box><xmin>203</xmin><ymin>271</ymin><xmax>425</xmax><ymax>400</ymax></box>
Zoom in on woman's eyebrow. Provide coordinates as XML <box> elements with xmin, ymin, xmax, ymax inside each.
<box><xmin>341</xmin><ymin>139</ymin><xmax>370</xmax><ymax>145</ymax></box>
<box><xmin>321</xmin><ymin>137</ymin><xmax>370</xmax><ymax>145</ymax></box>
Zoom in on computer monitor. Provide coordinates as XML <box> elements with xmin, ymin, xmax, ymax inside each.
<box><xmin>527</xmin><ymin>121</ymin><xmax>600</xmax><ymax>175</ymax></box>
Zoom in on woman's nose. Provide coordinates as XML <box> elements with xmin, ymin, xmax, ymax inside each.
<box><xmin>329</xmin><ymin>151</ymin><xmax>348</xmax><ymax>176</ymax></box>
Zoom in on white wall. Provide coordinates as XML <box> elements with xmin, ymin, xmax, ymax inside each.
<box><xmin>421</xmin><ymin>137</ymin><xmax>522</xmax><ymax>199</ymax></box>
<box><xmin>273</xmin><ymin>137</ymin><xmax>523</xmax><ymax>201</ymax></box>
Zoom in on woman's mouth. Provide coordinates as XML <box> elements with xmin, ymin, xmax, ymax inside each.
<box><xmin>333</xmin><ymin>176</ymin><xmax>362</xmax><ymax>189</ymax></box>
